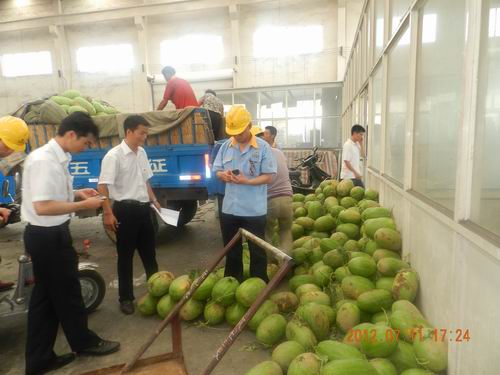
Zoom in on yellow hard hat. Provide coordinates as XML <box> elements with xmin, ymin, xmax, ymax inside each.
<box><xmin>0</xmin><ymin>116</ymin><xmax>29</xmax><ymax>152</ymax></box>
<box><xmin>225</xmin><ymin>106</ymin><xmax>252</xmax><ymax>136</ymax></box>
<box><xmin>250</xmin><ymin>126</ymin><xmax>263</xmax><ymax>137</ymax></box>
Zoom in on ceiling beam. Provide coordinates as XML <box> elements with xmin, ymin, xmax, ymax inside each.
<box><xmin>0</xmin><ymin>0</ymin><xmax>275</xmax><ymax>33</ymax></box>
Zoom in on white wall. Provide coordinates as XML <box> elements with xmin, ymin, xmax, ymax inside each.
<box><xmin>368</xmin><ymin>173</ymin><xmax>500</xmax><ymax>374</ymax></box>
<box><xmin>0</xmin><ymin>28</ymin><xmax>59</xmax><ymax>114</ymax></box>
<box><xmin>238</xmin><ymin>0</ymin><xmax>338</xmax><ymax>87</ymax></box>
<box><xmin>0</xmin><ymin>0</ymin><xmax>360</xmax><ymax>115</ymax></box>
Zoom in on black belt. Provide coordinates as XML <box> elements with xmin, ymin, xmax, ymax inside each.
<box><xmin>115</xmin><ymin>200</ymin><xmax>150</xmax><ymax>207</ymax></box>
<box><xmin>26</xmin><ymin>220</ymin><xmax>70</xmax><ymax>230</ymax></box>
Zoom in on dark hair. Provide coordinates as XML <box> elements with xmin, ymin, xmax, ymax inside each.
<box><xmin>351</xmin><ymin>124</ymin><xmax>365</xmax><ymax>135</ymax></box>
<box><xmin>58</xmin><ymin>112</ymin><xmax>99</xmax><ymax>138</ymax></box>
<box><xmin>205</xmin><ymin>89</ymin><xmax>216</xmax><ymax>96</ymax></box>
<box><xmin>124</xmin><ymin>115</ymin><xmax>151</xmax><ymax>133</ymax></box>
<box><xmin>265</xmin><ymin>126</ymin><xmax>277</xmax><ymax>137</ymax></box>
<box><xmin>161</xmin><ymin>66</ymin><xmax>176</xmax><ymax>76</ymax></box>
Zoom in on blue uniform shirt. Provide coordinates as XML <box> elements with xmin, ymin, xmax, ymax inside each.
<box><xmin>213</xmin><ymin>135</ymin><xmax>277</xmax><ymax>217</ymax></box>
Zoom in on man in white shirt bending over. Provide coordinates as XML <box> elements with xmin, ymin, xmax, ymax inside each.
<box><xmin>340</xmin><ymin>124</ymin><xmax>366</xmax><ymax>187</ymax></box>
<box><xmin>98</xmin><ymin>115</ymin><xmax>160</xmax><ymax>315</ymax></box>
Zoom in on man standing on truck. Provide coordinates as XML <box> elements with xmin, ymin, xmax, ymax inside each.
<box><xmin>213</xmin><ymin>106</ymin><xmax>277</xmax><ymax>282</ymax></box>
<box><xmin>156</xmin><ymin>66</ymin><xmax>198</xmax><ymax>110</ymax></box>
<box><xmin>198</xmin><ymin>89</ymin><xmax>225</xmax><ymax>140</ymax></box>
<box><xmin>341</xmin><ymin>124</ymin><xmax>365</xmax><ymax>187</ymax></box>
<box><xmin>98</xmin><ymin>115</ymin><xmax>160</xmax><ymax>315</ymax></box>
<box><xmin>22</xmin><ymin>112</ymin><xmax>120</xmax><ymax>375</ymax></box>
<box><xmin>257</xmin><ymin>128</ymin><xmax>294</xmax><ymax>254</ymax></box>
<box><xmin>0</xmin><ymin>116</ymin><xmax>29</xmax><ymax>291</ymax></box>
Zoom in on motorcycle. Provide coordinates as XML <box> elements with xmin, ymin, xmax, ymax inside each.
<box><xmin>289</xmin><ymin>147</ymin><xmax>332</xmax><ymax>194</ymax></box>
<box><xmin>0</xmin><ymin>247</ymin><xmax>106</xmax><ymax>318</ymax></box>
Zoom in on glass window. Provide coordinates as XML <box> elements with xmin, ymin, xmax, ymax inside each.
<box><xmin>253</xmin><ymin>25</ymin><xmax>323</xmax><ymax>58</ymax></box>
<box><xmin>470</xmin><ymin>0</ymin><xmax>500</xmax><ymax>236</ymax></box>
<box><xmin>370</xmin><ymin>66</ymin><xmax>383</xmax><ymax>170</ymax></box>
<box><xmin>412</xmin><ymin>0</ymin><xmax>467</xmax><ymax>211</ymax></box>
<box><xmin>288</xmin><ymin>119</ymin><xmax>315</xmax><ymax>147</ymax></box>
<box><xmin>259</xmin><ymin>91</ymin><xmax>286</xmax><ymax>119</ymax></box>
<box><xmin>374</xmin><ymin>0</ymin><xmax>385</xmax><ymax>60</ymax></box>
<box><xmin>390</xmin><ymin>0</ymin><xmax>413</xmax><ymax>37</ymax></box>
<box><xmin>1</xmin><ymin>51</ymin><xmax>52</xmax><ymax>77</ymax></box>
<box><xmin>216</xmin><ymin>93</ymin><xmax>233</xmax><ymax>115</ymax></box>
<box><xmin>316</xmin><ymin>87</ymin><xmax>342</xmax><ymax>117</ymax></box>
<box><xmin>288</xmin><ymin>89</ymin><xmax>314</xmax><ymax>118</ymax></box>
<box><xmin>160</xmin><ymin>35</ymin><xmax>223</xmax><ymax>66</ymax></box>
<box><xmin>385</xmin><ymin>26</ymin><xmax>410</xmax><ymax>183</ymax></box>
<box><xmin>76</xmin><ymin>44</ymin><xmax>134</xmax><ymax>73</ymax></box>
<box><xmin>234</xmin><ymin>92</ymin><xmax>258</xmax><ymax>120</ymax></box>
<box><xmin>319</xmin><ymin>117</ymin><xmax>341</xmax><ymax>148</ymax></box>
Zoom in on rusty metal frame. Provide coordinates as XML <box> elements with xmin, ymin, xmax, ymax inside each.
<box><xmin>119</xmin><ymin>228</ymin><xmax>293</xmax><ymax>374</ymax></box>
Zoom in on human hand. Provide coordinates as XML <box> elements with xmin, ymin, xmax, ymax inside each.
<box><xmin>0</xmin><ymin>207</ymin><xmax>11</xmax><ymax>224</ymax></box>
<box><xmin>103</xmin><ymin>211</ymin><xmax>119</xmax><ymax>232</ymax></box>
<box><xmin>230</xmin><ymin>173</ymin><xmax>250</xmax><ymax>185</ymax></box>
<box><xmin>219</xmin><ymin>170</ymin><xmax>233</xmax><ymax>183</ymax></box>
<box><xmin>80</xmin><ymin>196</ymin><xmax>104</xmax><ymax>210</ymax></box>
<box><xmin>152</xmin><ymin>200</ymin><xmax>161</xmax><ymax>210</ymax></box>
<box><xmin>75</xmin><ymin>188</ymin><xmax>99</xmax><ymax>200</ymax></box>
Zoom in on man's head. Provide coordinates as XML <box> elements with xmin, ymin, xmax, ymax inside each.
<box><xmin>161</xmin><ymin>66</ymin><xmax>176</xmax><ymax>82</ymax></box>
<box><xmin>124</xmin><ymin>115</ymin><xmax>150</xmax><ymax>147</ymax></box>
<box><xmin>205</xmin><ymin>89</ymin><xmax>217</xmax><ymax>96</ymax></box>
<box><xmin>57</xmin><ymin>112</ymin><xmax>99</xmax><ymax>154</ymax></box>
<box><xmin>225</xmin><ymin>106</ymin><xmax>253</xmax><ymax>144</ymax></box>
<box><xmin>351</xmin><ymin>124</ymin><xmax>365</xmax><ymax>143</ymax></box>
<box><xmin>0</xmin><ymin>116</ymin><xmax>29</xmax><ymax>157</ymax></box>
<box><xmin>264</xmin><ymin>126</ymin><xmax>277</xmax><ymax>146</ymax></box>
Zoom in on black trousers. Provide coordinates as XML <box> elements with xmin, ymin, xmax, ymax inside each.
<box><xmin>113</xmin><ymin>201</ymin><xmax>158</xmax><ymax>302</ymax></box>
<box><xmin>208</xmin><ymin>110</ymin><xmax>222</xmax><ymax>140</ymax></box>
<box><xmin>220</xmin><ymin>213</ymin><xmax>268</xmax><ymax>282</ymax></box>
<box><xmin>24</xmin><ymin>222</ymin><xmax>100</xmax><ymax>374</ymax></box>
<box><xmin>340</xmin><ymin>178</ymin><xmax>365</xmax><ymax>188</ymax></box>
<box><xmin>351</xmin><ymin>178</ymin><xmax>365</xmax><ymax>188</ymax></box>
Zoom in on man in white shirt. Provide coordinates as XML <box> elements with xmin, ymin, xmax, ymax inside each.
<box><xmin>98</xmin><ymin>115</ymin><xmax>160</xmax><ymax>315</ymax></box>
<box><xmin>22</xmin><ymin>112</ymin><xmax>120</xmax><ymax>375</ymax></box>
<box><xmin>340</xmin><ymin>124</ymin><xmax>366</xmax><ymax>187</ymax></box>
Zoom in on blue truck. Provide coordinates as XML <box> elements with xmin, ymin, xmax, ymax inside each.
<box><xmin>0</xmin><ymin>108</ymin><xmax>216</xmax><ymax>233</ymax></box>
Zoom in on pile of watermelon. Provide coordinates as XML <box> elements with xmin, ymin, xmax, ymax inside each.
<box><xmin>23</xmin><ymin>89</ymin><xmax>120</xmax><ymax>125</ymax></box>
<box><xmin>139</xmin><ymin>179</ymin><xmax>448</xmax><ymax>374</ymax></box>
<box><xmin>244</xmin><ymin>180</ymin><xmax>448</xmax><ymax>375</ymax></box>
<box><xmin>137</xmin><ymin>254</ymin><xmax>279</xmax><ymax>323</ymax></box>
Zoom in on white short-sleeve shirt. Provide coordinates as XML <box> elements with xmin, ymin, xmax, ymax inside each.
<box><xmin>98</xmin><ymin>141</ymin><xmax>153</xmax><ymax>202</ymax></box>
<box><xmin>21</xmin><ymin>139</ymin><xmax>74</xmax><ymax>227</ymax></box>
<box><xmin>340</xmin><ymin>139</ymin><xmax>361</xmax><ymax>179</ymax></box>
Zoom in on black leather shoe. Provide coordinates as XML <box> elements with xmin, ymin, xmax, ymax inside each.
<box><xmin>26</xmin><ymin>353</ymin><xmax>76</xmax><ymax>374</ymax></box>
<box><xmin>78</xmin><ymin>339</ymin><xmax>120</xmax><ymax>356</ymax></box>
<box><xmin>120</xmin><ymin>300</ymin><xmax>135</xmax><ymax>315</ymax></box>
<box><xmin>46</xmin><ymin>353</ymin><xmax>76</xmax><ymax>372</ymax></box>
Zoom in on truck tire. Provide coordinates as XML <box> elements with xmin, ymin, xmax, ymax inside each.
<box><xmin>167</xmin><ymin>200</ymin><xmax>198</xmax><ymax>226</ymax></box>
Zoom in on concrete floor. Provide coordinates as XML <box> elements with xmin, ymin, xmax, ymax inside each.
<box><xmin>0</xmin><ymin>202</ymin><xmax>273</xmax><ymax>375</ymax></box>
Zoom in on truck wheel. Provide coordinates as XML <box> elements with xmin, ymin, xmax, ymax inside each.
<box><xmin>167</xmin><ymin>200</ymin><xmax>198</xmax><ymax>226</ymax></box>
<box><xmin>79</xmin><ymin>269</ymin><xmax>106</xmax><ymax>313</ymax></box>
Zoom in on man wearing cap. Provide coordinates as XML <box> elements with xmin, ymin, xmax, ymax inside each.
<box><xmin>213</xmin><ymin>106</ymin><xmax>277</xmax><ymax>282</ymax></box>
<box><xmin>0</xmin><ymin>116</ymin><xmax>30</xmax><ymax>291</ymax></box>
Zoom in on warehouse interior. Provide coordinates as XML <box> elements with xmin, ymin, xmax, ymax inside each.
<box><xmin>0</xmin><ymin>0</ymin><xmax>497</xmax><ymax>374</ymax></box>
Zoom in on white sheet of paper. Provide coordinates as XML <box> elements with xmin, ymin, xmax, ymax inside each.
<box><xmin>151</xmin><ymin>204</ymin><xmax>180</xmax><ymax>226</ymax></box>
